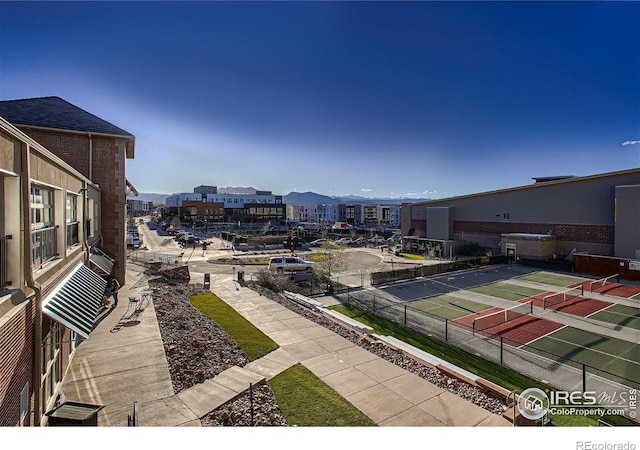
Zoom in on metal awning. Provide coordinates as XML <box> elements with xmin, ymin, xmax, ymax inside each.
<box><xmin>89</xmin><ymin>253</ymin><xmax>114</xmax><ymax>275</ymax></box>
<box><xmin>126</xmin><ymin>178</ymin><xmax>139</xmax><ymax>197</ymax></box>
<box><xmin>42</xmin><ymin>263</ymin><xmax>108</xmax><ymax>338</ymax></box>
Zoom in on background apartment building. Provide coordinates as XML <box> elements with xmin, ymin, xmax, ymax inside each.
<box><xmin>287</xmin><ymin>202</ymin><xmax>400</xmax><ymax>229</ymax></box>
<box><xmin>165</xmin><ymin>185</ymin><xmax>285</xmax><ymax>225</ymax></box>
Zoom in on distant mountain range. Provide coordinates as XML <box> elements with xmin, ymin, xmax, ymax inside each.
<box><xmin>129</xmin><ymin>189</ymin><xmax>430</xmax><ymax>205</ymax></box>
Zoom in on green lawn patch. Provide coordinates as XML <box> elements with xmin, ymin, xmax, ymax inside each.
<box><xmin>330</xmin><ymin>303</ymin><xmax>545</xmax><ymax>393</ymax></box>
<box><xmin>269</xmin><ymin>363</ymin><xmax>377</xmax><ymax>426</ymax></box>
<box><xmin>243</xmin><ymin>260</ymin><xmax>269</xmax><ymax>265</ymax></box>
<box><xmin>399</xmin><ymin>253</ymin><xmax>425</xmax><ymax>260</ymax></box>
<box><xmin>469</xmin><ymin>282</ymin><xmax>546</xmax><ymax>301</ymax></box>
<box><xmin>190</xmin><ymin>292</ymin><xmax>279</xmax><ymax>361</ymax></box>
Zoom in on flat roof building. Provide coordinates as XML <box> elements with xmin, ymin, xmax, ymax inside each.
<box><xmin>401</xmin><ymin>168</ymin><xmax>640</xmax><ymax>260</ymax></box>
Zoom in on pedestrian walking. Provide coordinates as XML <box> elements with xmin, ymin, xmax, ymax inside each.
<box><xmin>109</xmin><ymin>278</ymin><xmax>120</xmax><ymax>307</ymax></box>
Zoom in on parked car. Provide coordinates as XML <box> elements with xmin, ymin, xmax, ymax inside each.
<box><xmin>387</xmin><ymin>234</ymin><xmax>402</xmax><ymax>243</ymax></box>
<box><xmin>268</xmin><ymin>256</ymin><xmax>314</xmax><ymax>273</ymax></box>
<box><xmin>126</xmin><ymin>232</ymin><xmax>143</xmax><ymax>248</ymax></box>
<box><xmin>309</xmin><ymin>239</ymin><xmax>327</xmax><ymax>247</ymax></box>
<box><xmin>335</xmin><ymin>237</ymin><xmax>353</xmax><ymax>245</ymax></box>
<box><xmin>368</xmin><ymin>236</ymin><xmax>386</xmax><ymax>244</ymax></box>
<box><xmin>352</xmin><ymin>237</ymin><xmax>366</xmax><ymax>245</ymax></box>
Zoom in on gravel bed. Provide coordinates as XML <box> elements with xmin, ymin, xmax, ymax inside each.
<box><xmin>151</xmin><ymin>279</ymin><xmax>506</xmax><ymax>427</ymax></box>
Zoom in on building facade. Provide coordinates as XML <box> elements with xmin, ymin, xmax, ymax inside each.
<box><xmin>0</xmin><ymin>97</ymin><xmax>135</xmax><ymax>285</ymax></box>
<box><xmin>166</xmin><ymin>186</ymin><xmax>285</xmax><ymax>225</ymax></box>
<box><xmin>401</xmin><ymin>169</ymin><xmax>640</xmax><ymax>260</ymax></box>
<box><xmin>0</xmin><ymin>116</ymin><xmax>108</xmax><ymax>426</ymax></box>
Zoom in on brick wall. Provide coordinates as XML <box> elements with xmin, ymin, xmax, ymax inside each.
<box><xmin>0</xmin><ymin>301</ymin><xmax>35</xmax><ymax>427</ymax></box>
<box><xmin>454</xmin><ymin>221</ymin><xmax>614</xmax><ymax>245</ymax></box>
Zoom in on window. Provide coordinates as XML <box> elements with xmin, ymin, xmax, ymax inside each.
<box><xmin>66</xmin><ymin>194</ymin><xmax>79</xmax><ymax>247</ymax></box>
<box><xmin>31</xmin><ymin>186</ymin><xmax>53</xmax><ymax>230</ymax></box>
<box><xmin>31</xmin><ymin>186</ymin><xmax>57</xmax><ymax>268</ymax></box>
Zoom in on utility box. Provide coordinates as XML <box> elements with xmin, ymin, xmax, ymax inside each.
<box><xmin>237</xmin><ymin>270</ymin><xmax>244</xmax><ymax>282</ymax></box>
<box><xmin>46</xmin><ymin>401</ymin><xmax>105</xmax><ymax>426</ymax></box>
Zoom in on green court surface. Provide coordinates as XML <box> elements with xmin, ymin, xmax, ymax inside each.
<box><xmin>589</xmin><ymin>304</ymin><xmax>640</xmax><ymax>331</ymax></box>
<box><xmin>523</xmin><ymin>326</ymin><xmax>640</xmax><ymax>388</ymax></box>
<box><xmin>408</xmin><ymin>294</ymin><xmax>490</xmax><ymax>320</ymax></box>
<box><xmin>515</xmin><ymin>271</ymin><xmax>586</xmax><ymax>287</ymax></box>
<box><xmin>468</xmin><ymin>281</ymin><xmax>546</xmax><ymax>301</ymax></box>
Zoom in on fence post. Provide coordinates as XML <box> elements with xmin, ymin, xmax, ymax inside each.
<box><xmin>373</xmin><ymin>295</ymin><xmax>376</xmax><ymax>314</ymax></box>
<box><xmin>445</xmin><ymin>318</ymin><xmax>448</xmax><ymax>342</ymax></box>
<box><xmin>250</xmin><ymin>382</ymin><xmax>254</xmax><ymax>426</ymax></box>
<box><xmin>582</xmin><ymin>364</ymin><xmax>586</xmax><ymax>393</ymax></box>
<box><xmin>404</xmin><ymin>304</ymin><xmax>407</xmax><ymax>326</ymax></box>
<box><xmin>500</xmin><ymin>337</ymin><xmax>504</xmax><ymax>365</ymax></box>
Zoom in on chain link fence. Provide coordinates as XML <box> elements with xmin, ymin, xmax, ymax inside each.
<box><xmin>337</xmin><ymin>288</ymin><xmax>639</xmax><ymax>423</ymax></box>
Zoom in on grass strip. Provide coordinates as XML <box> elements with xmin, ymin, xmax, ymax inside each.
<box><xmin>329</xmin><ymin>303</ymin><xmax>639</xmax><ymax>427</ymax></box>
<box><xmin>190</xmin><ymin>292</ymin><xmax>279</xmax><ymax>361</ymax></box>
<box><xmin>269</xmin><ymin>363</ymin><xmax>377</xmax><ymax>427</ymax></box>
<box><xmin>398</xmin><ymin>253</ymin><xmax>425</xmax><ymax>260</ymax></box>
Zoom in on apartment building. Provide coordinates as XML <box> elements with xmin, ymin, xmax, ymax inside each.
<box><xmin>0</xmin><ymin>97</ymin><xmax>136</xmax><ymax>285</ymax></box>
<box><xmin>0</xmin><ymin>117</ymin><xmax>109</xmax><ymax>426</ymax></box>
<box><xmin>166</xmin><ymin>185</ymin><xmax>285</xmax><ymax>224</ymax></box>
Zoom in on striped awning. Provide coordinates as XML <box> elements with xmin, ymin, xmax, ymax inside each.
<box><xmin>42</xmin><ymin>263</ymin><xmax>108</xmax><ymax>338</ymax></box>
<box><xmin>89</xmin><ymin>253</ymin><xmax>114</xmax><ymax>275</ymax></box>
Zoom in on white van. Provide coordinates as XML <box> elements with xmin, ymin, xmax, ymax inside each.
<box><xmin>268</xmin><ymin>256</ymin><xmax>314</xmax><ymax>273</ymax></box>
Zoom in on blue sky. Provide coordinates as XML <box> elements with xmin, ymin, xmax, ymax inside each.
<box><xmin>0</xmin><ymin>1</ymin><xmax>638</xmax><ymax>199</ymax></box>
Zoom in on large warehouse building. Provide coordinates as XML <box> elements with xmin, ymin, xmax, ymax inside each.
<box><xmin>401</xmin><ymin>168</ymin><xmax>640</xmax><ymax>262</ymax></box>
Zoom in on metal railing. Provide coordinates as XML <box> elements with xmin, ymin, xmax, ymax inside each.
<box><xmin>32</xmin><ymin>226</ymin><xmax>57</xmax><ymax>269</ymax></box>
<box><xmin>66</xmin><ymin>221</ymin><xmax>79</xmax><ymax>247</ymax></box>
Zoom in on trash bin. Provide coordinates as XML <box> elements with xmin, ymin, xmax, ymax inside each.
<box><xmin>237</xmin><ymin>270</ymin><xmax>244</xmax><ymax>282</ymax></box>
<box><xmin>45</xmin><ymin>401</ymin><xmax>105</xmax><ymax>426</ymax></box>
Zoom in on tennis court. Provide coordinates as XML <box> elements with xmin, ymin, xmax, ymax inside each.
<box><xmin>408</xmin><ymin>294</ymin><xmax>490</xmax><ymax>320</ymax></box>
<box><xmin>468</xmin><ymin>281</ymin><xmax>546</xmax><ymax>302</ymax></box>
<box><xmin>588</xmin><ymin>304</ymin><xmax>640</xmax><ymax>330</ymax></box>
<box><xmin>515</xmin><ymin>271</ymin><xmax>587</xmax><ymax>287</ymax></box>
<box><xmin>451</xmin><ymin>302</ymin><xmax>565</xmax><ymax>347</ymax></box>
<box><xmin>523</xmin><ymin>326</ymin><xmax>640</xmax><ymax>388</ymax></box>
<box><xmin>571</xmin><ymin>275</ymin><xmax>640</xmax><ymax>299</ymax></box>
<box><xmin>526</xmin><ymin>290</ymin><xmax>613</xmax><ymax>317</ymax></box>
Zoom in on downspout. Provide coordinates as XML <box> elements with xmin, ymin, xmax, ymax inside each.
<box><xmin>88</xmin><ymin>133</ymin><xmax>93</xmax><ymax>183</ymax></box>
<box><xmin>81</xmin><ymin>181</ymin><xmax>89</xmax><ymax>260</ymax></box>
<box><xmin>88</xmin><ymin>133</ymin><xmax>105</xmax><ymax>251</ymax></box>
<box><xmin>21</xmin><ymin>143</ymin><xmax>43</xmax><ymax>426</ymax></box>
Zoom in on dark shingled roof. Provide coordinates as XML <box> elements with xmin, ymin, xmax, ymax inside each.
<box><xmin>0</xmin><ymin>96</ymin><xmax>134</xmax><ymax>137</ymax></box>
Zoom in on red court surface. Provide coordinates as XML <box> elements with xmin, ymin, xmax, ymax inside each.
<box><xmin>526</xmin><ymin>293</ymin><xmax>613</xmax><ymax>317</ymax></box>
<box><xmin>570</xmin><ymin>280</ymin><xmax>640</xmax><ymax>299</ymax></box>
<box><xmin>452</xmin><ymin>308</ymin><xmax>564</xmax><ymax>347</ymax></box>
<box><xmin>590</xmin><ymin>283</ymin><xmax>640</xmax><ymax>299</ymax></box>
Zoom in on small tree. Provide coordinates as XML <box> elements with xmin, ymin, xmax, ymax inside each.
<box><xmin>313</xmin><ymin>241</ymin><xmax>350</xmax><ymax>280</ymax></box>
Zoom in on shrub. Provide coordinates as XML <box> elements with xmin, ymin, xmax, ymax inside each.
<box><xmin>255</xmin><ymin>268</ymin><xmax>291</xmax><ymax>293</ymax></box>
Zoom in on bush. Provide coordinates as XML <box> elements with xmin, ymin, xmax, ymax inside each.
<box><xmin>255</xmin><ymin>268</ymin><xmax>291</xmax><ymax>293</ymax></box>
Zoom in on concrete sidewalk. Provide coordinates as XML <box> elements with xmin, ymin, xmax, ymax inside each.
<box><xmin>60</xmin><ymin>265</ymin><xmax>509</xmax><ymax>427</ymax></box>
